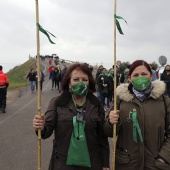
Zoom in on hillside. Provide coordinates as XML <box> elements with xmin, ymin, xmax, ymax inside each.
<box><xmin>7</xmin><ymin>59</ymin><xmax>37</xmax><ymax>90</ymax></box>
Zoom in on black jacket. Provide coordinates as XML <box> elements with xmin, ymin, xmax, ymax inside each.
<box><xmin>40</xmin><ymin>91</ymin><xmax>110</xmax><ymax>169</ymax></box>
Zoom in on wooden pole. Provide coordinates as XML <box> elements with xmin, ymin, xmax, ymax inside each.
<box><xmin>113</xmin><ymin>0</ymin><xmax>117</xmax><ymax>169</ymax></box>
<box><xmin>35</xmin><ymin>0</ymin><xmax>41</xmax><ymax>169</ymax></box>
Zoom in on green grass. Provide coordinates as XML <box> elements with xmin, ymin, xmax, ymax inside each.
<box><xmin>7</xmin><ymin>59</ymin><xmax>37</xmax><ymax>90</ymax></box>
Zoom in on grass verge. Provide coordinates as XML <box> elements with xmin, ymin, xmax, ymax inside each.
<box><xmin>7</xmin><ymin>59</ymin><xmax>37</xmax><ymax>90</ymax></box>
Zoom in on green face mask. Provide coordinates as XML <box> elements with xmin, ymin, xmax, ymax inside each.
<box><xmin>132</xmin><ymin>77</ymin><xmax>151</xmax><ymax>92</ymax></box>
<box><xmin>71</xmin><ymin>82</ymin><xmax>88</xmax><ymax>96</ymax></box>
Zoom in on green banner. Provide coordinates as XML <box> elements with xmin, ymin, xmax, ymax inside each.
<box><xmin>114</xmin><ymin>14</ymin><xmax>127</xmax><ymax>35</ymax></box>
<box><xmin>36</xmin><ymin>23</ymin><xmax>56</xmax><ymax>44</ymax></box>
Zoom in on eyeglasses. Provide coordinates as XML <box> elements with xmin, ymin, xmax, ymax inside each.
<box><xmin>166</xmin><ymin>70</ymin><xmax>170</xmax><ymax>72</ymax></box>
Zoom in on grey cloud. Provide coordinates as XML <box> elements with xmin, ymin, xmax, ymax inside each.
<box><xmin>1</xmin><ymin>0</ymin><xmax>170</xmax><ymax>73</ymax></box>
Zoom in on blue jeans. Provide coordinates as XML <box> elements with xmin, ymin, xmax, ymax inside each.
<box><xmin>30</xmin><ymin>81</ymin><xmax>35</xmax><ymax>92</ymax></box>
<box><xmin>98</xmin><ymin>88</ymin><xmax>105</xmax><ymax>106</ymax></box>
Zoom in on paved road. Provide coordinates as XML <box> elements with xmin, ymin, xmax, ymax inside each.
<box><xmin>0</xmin><ymin>72</ymin><xmax>57</xmax><ymax>169</ymax></box>
<box><xmin>0</xmin><ymin>60</ymin><xmax>113</xmax><ymax>170</ymax></box>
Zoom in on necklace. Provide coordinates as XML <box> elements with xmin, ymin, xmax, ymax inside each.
<box><xmin>72</xmin><ymin>95</ymin><xmax>87</xmax><ymax>122</ymax></box>
<box><xmin>72</xmin><ymin>95</ymin><xmax>86</xmax><ymax>108</ymax></box>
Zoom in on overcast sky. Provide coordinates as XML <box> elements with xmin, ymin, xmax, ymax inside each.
<box><xmin>1</xmin><ymin>0</ymin><xmax>170</xmax><ymax>73</ymax></box>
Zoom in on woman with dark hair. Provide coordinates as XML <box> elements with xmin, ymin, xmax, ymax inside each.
<box><xmin>96</xmin><ymin>65</ymin><xmax>103</xmax><ymax>80</ymax></box>
<box><xmin>26</xmin><ymin>68</ymin><xmax>36</xmax><ymax>93</ymax></box>
<box><xmin>33</xmin><ymin>63</ymin><xmax>110</xmax><ymax>170</ymax></box>
<box><xmin>97</xmin><ymin>68</ymin><xmax>110</xmax><ymax>109</ymax></box>
<box><xmin>104</xmin><ymin>60</ymin><xmax>170</xmax><ymax>170</ymax></box>
<box><xmin>35</xmin><ymin>69</ymin><xmax>45</xmax><ymax>91</ymax></box>
<box><xmin>107</xmin><ymin>68</ymin><xmax>114</xmax><ymax>105</ymax></box>
<box><xmin>96</xmin><ymin>65</ymin><xmax>103</xmax><ymax>99</ymax></box>
<box><xmin>161</xmin><ymin>65</ymin><xmax>170</xmax><ymax>97</ymax></box>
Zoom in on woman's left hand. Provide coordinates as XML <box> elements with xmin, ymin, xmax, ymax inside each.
<box><xmin>103</xmin><ymin>168</ymin><xmax>110</xmax><ymax>170</ymax></box>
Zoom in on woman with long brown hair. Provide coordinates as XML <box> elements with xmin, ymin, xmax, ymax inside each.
<box><xmin>33</xmin><ymin>63</ymin><xmax>110</xmax><ymax>170</ymax></box>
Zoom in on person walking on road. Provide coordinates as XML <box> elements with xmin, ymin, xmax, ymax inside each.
<box><xmin>107</xmin><ymin>68</ymin><xmax>114</xmax><ymax>105</ymax></box>
<box><xmin>104</xmin><ymin>60</ymin><xmax>170</xmax><ymax>170</ymax></box>
<box><xmin>35</xmin><ymin>70</ymin><xmax>45</xmax><ymax>91</ymax></box>
<box><xmin>26</xmin><ymin>68</ymin><xmax>36</xmax><ymax>93</ymax></box>
<box><xmin>50</xmin><ymin>67</ymin><xmax>55</xmax><ymax>90</ymax></box>
<box><xmin>48</xmin><ymin>65</ymin><xmax>53</xmax><ymax>79</ymax></box>
<box><xmin>0</xmin><ymin>65</ymin><xmax>9</xmax><ymax>113</ymax></box>
<box><xmin>161</xmin><ymin>65</ymin><xmax>170</xmax><ymax>97</ymax></box>
<box><xmin>55</xmin><ymin>67</ymin><xmax>62</xmax><ymax>93</ymax></box>
<box><xmin>33</xmin><ymin>63</ymin><xmax>110</xmax><ymax>170</ymax></box>
<box><xmin>50</xmin><ymin>67</ymin><xmax>61</xmax><ymax>91</ymax></box>
<box><xmin>97</xmin><ymin>68</ymin><xmax>110</xmax><ymax>108</ymax></box>
<box><xmin>149</xmin><ymin>63</ymin><xmax>157</xmax><ymax>82</ymax></box>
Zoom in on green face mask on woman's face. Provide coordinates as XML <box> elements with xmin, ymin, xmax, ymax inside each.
<box><xmin>132</xmin><ymin>77</ymin><xmax>151</xmax><ymax>92</ymax></box>
<box><xmin>71</xmin><ymin>82</ymin><xmax>88</xmax><ymax>96</ymax></box>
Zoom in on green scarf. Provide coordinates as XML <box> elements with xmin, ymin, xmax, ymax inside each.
<box><xmin>66</xmin><ymin>116</ymin><xmax>91</xmax><ymax>167</ymax></box>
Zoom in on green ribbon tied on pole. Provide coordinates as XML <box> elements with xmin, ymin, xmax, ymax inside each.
<box><xmin>129</xmin><ymin>109</ymin><xmax>143</xmax><ymax>143</ymax></box>
<box><xmin>36</xmin><ymin>23</ymin><xmax>56</xmax><ymax>44</ymax></box>
<box><xmin>114</xmin><ymin>14</ymin><xmax>127</xmax><ymax>35</ymax></box>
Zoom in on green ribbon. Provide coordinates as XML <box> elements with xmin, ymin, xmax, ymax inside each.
<box><xmin>36</xmin><ymin>23</ymin><xmax>56</xmax><ymax>44</ymax></box>
<box><xmin>114</xmin><ymin>14</ymin><xmax>127</xmax><ymax>35</ymax></box>
<box><xmin>73</xmin><ymin>116</ymin><xmax>85</xmax><ymax>139</ymax></box>
<box><xmin>129</xmin><ymin>109</ymin><xmax>143</xmax><ymax>143</ymax></box>
<box><xmin>108</xmin><ymin>73</ymin><xmax>113</xmax><ymax>79</ymax></box>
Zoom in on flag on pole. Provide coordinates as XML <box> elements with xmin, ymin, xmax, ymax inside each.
<box><xmin>114</xmin><ymin>14</ymin><xmax>127</xmax><ymax>35</ymax></box>
<box><xmin>36</xmin><ymin>23</ymin><xmax>56</xmax><ymax>44</ymax></box>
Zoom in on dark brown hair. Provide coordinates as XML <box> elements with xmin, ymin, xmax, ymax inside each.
<box><xmin>163</xmin><ymin>65</ymin><xmax>170</xmax><ymax>73</ymax></box>
<box><xmin>128</xmin><ymin>60</ymin><xmax>152</xmax><ymax>76</ymax></box>
<box><xmin>62</xmin><ymin>63</ymin><xmax>96</xmax><ymax>92</ymax></box>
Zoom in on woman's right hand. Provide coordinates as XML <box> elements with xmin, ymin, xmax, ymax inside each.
<box><xmin>109</xmin><ymin>110</ymin><xmax>120</xmax><ymax>125</ymax></box>
<box><xmin>33</xmin><ymin>114</ymin><xmax>45</xmax><ymax>131</ymax></box>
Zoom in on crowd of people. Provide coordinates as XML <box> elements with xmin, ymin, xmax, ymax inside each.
<box><xmin>25</xmin><ymin>58</ymin><xmax>94</xmax><ymax>95</ymax></box>
<box><xmin>95</xmin><ymin>62</ymin><xmax>170</xmax><ymax>111</ymax></box>
<box><xmin>32</xmin><ymin>59</ymin><xmax>170</xmax><ymax>170</ymax></box>
<box><xmin>48</xmin><ymin>59</ymin><xmax>67</xmax><ymax>93</ymax></box>
<box><xmin>1</xmin><ymin>57</ymin><xmax>170</xmax><ymax>169</ymax></box>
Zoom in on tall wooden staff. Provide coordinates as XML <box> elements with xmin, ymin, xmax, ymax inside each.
<box><xmin>113</xmin><ymin>0</ymin><xmax>117</xmax><ymax>169</ymax></box>
<box><xmin>35</xmin><ymin>0</ymin><xmax>42</xmax><ymax>169</ymax></box>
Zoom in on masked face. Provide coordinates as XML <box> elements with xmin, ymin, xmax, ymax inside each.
<box><xmin>102</xmin><ymin>69</ymin><xmax>107</xmax><ymax>75</ymax></box>
<box><xmin>71</xmin><ymin>82</ymin><xmax>88</xmax><ymax>96</ymax></box>
<box><xmin>128</xmin><ymin>65</ymin><xmax>152</xmax><ymax>83</ymax></box>
<box><xmin>132</xmin><ymin>77</ymin><xmax>151</xmax><ymax>91</ymax></box>
<box><xmin>70</xmin><ymin>70</ymin><xmax>89</xmax><ymax>96</ymax></box>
